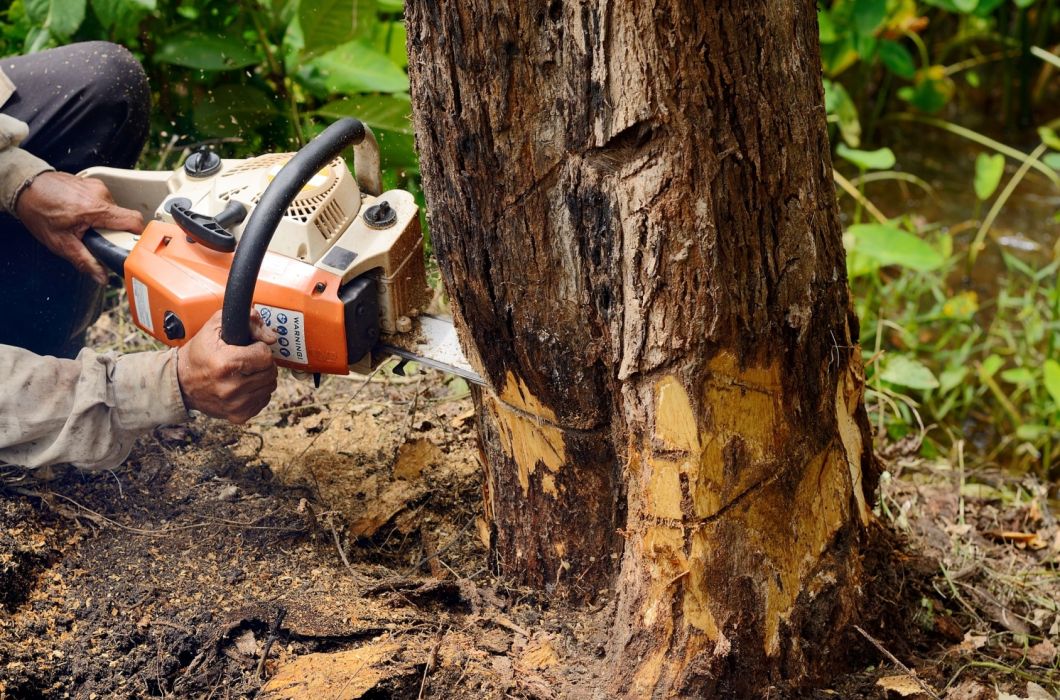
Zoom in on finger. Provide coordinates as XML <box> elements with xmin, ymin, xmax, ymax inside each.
<box><xmin>67</xmin><ymin>238</ymin><xmax>109</xmax><ymax>286</ymax></box>
<box><xmin>89</xmin><ymin>203</ymin><xmax>145</xmax><ymax>235</ymax></box>
<box><xmin>228</xmin><ymin>343</ymin><xmax>277</xmax><ymax>375</ymax></box>
<box><xmin>249</xmin><ymin>312</ymin><xmax>279</xmax><ymax>344</ymax></box>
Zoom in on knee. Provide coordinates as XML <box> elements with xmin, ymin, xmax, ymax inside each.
<box><xmin>77</xmin><ymin>42</ymin><xmax>150</xmax><ymax>126</ymax></box>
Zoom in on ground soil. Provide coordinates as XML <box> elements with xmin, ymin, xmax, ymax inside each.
<box><xmin>1</xmin><ymin>365</ymin><xmax>1058</xmax><ymax>699</ymax></box>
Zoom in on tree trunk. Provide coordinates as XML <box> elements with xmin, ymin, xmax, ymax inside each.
<box><xmin>406</xmin><ymin>1</ymin><xmax>879</xmax><ymax>694</ymax></box>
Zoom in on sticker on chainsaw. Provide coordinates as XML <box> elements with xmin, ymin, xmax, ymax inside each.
<box><xmin>254</xmin><ymin>304</ymin><xmax>308</xmax><ymax>365</ymax></box>
<box><xmin>131</xmin><ymin>278</ymin><xmax>154</xmax><ymax>333</ymax></box>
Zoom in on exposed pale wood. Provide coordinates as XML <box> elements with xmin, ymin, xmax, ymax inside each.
<box><xmin>407</xmin><ymin>1</ymin><xmax>878</xmax><ymax>693</ymax></box>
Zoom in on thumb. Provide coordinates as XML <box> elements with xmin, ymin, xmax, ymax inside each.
<box><xmin>249</xmin><ymin>310</ymin><xmax>279</xmax><ymax>345</ymax></box>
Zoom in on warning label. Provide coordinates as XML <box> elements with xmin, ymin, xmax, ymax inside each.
<box><xmin>131</xmin><ymin>278</ymin><xmax>154</xmax><ymax>333</ymax></box>
<box><xmin>254</xmin><ymin>303</ymin><xmax>308</xmax><ymax>365</ymax></box>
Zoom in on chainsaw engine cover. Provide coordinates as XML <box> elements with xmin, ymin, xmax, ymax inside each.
<box><xmin>123</xmin><ymin>220</ymin><xmax>378</xmax><ymax>374</ymax></box>
<box><xmin>81</xmin><ymin>128</ymin><xmax>431</xmax><ymax>377</ymax></box>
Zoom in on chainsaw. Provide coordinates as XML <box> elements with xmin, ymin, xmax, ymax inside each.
<box><xmin>79</xmin><ymin>118</ymin><xmax>483</xmax><ymax>386</ymax></box>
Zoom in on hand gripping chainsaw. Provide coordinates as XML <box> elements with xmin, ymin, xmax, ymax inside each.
<box><xmin>79</xmin><ymin>118</ymin><xmax>482</xmax><ymax>386</ymax></box>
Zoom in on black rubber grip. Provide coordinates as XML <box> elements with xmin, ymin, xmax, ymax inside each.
<box><xmin>220</xmin><ymin>118</ymin><xmax>366</xmax><ymax>346</ymax></box>
<box><xmin>82</xmin><ymin>229</ymin><xmax>129</xmax><ymax>277</ymax></box>
<box><xmin>171</xmin><ymin>202</ymin><xmax>239</xmax><ymax>253</ymax></box>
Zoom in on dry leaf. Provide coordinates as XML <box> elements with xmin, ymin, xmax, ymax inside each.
<box><xmin>1025</xmin><ymin>682</ymin><xmax>1054</xmax><ymax>700</ymax></box>
<box><xmin>1026</xmin><ymin>638</ymin><xmax>1057</xmax><ymax>666</ymax></box>
<box><xmin>984</xmin><ymin>530</ymin><xmax>1039</xmax><ymax>544</ymax></box>
<box><xmin>944</xmin><ymin>680</ymin><xmax>991</xmax><ymax>700</ymax></box>
<box><xmin>392</xmin><ymin>438</ymin><xmax>444</xmax><ymax>481</ymax></box>
<box><xmin>956</xmin><ymin>632</ymin><xmax>988</xmax><ymax>652</ymax></box>
<box><xmin>233</xmin><ymin>629</ymin><xmax>258</xmax><ymax>657</ymax></box>
<box><xmin>519</xmin><ymin>636</ymin><xmax>559</xmax><ymax>671</ymax></box>
<box><xmin>877</xmin><ymin>674</ymin><xmax>930</xmax><ymax>697</ymax></box>
<box><xmin>348</xmin><ymin>480</ymin><xmax>425</xmax><ymax>538</ymax></box>
<box><xmin>449</xmin><ymin>407</ymin><xmax>476</xmax><ymax>429</ymax></box>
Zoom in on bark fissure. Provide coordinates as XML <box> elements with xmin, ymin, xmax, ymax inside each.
<box><xmin>407</xmin><ymin>1</ymin><xmax>877</xmax><ymax>694</ymax></box>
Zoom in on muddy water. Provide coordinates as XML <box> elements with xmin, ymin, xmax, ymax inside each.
<box><xmin>841</xmin><ymin>125</ymin><xmax>1060</xmax><ymax>285</ymax></box>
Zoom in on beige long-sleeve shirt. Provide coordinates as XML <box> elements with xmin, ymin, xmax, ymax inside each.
<box><xmin>0</xmin><ymin>67</ymin><xmax>189</xmax><ymax>470</ymax></box>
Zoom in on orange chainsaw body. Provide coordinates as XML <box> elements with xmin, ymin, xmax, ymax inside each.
<box><xmin>123</xmin><ymin>220</ymin><xmax>350</xmax><ymax>374</ymax></box>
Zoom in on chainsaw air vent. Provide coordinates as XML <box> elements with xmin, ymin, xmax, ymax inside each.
<box><xmin>218</xmin><ymin>184</ymin><xmax>248</xmax><ymax>201</ymax></box>
<box><xmin>205</xmin><ymin>153</ymin><xmax>358</xmax><ymax>264</ymax></box>
<box><xmin>220</xmin><ymin>153</ymin><xmax>291</xmax><ymax>176</ymax></box>
<box><xmin>245</xmin><ymin>157</ymin><xmax>352</xmax><ymax>240</ymax></box>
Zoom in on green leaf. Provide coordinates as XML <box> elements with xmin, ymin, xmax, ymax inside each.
<box><xmin>973</xmin><ymin>153</ymin><xmax>1005</xmax><ymax>200</ymax></box>
<box><xmin>939</xmin><ymin>365</ymin><xmax>969</xmax><ymax>394</ymax></box>
<box><xmin>1043</xmin><ymin>359</ymin><xmax>1060</xmax><ymax>407</ymax></box>
<box><xmin>377</xmin><ymin>0</ymin><xmax>403</xmax><ymax>10</ymax></box>
<box><xmin>1044</xmin><ymin>153</ymin><xmax>1060</xmax><ymax>170</ymax></box>
<box><xmin>898</xmin><ymin>71</ymin><xmax>955</xmax><ymax>113</ymax></box>
<box><xmin>853</xmin><ymin>0</ymin><xmax>887</xmax><ymax>35</ymax></box>
<box><xmin>845</xmin><ymin>223</ymin><xmax>946</xmax><ymax>271</ymax></box>
<box><xmin>156</xmin><ymin>34</ymin><xmax>260</xmax><ymax>71</ymax></box>
<box><xmin>980</xmin><ymin>354</ymin><xmax>1004</xmax><ymax>379</ymax></box>
<box><xmin>299</xmin><ymin>0</ymin><xmax>376</xmax><ymax>59</ymax></box>
<box><xmin>881</xmin><ymin>355</ymin><xmax>939</xmax><ymax>390</ymax></box>
<box><xmin>25</xmin><ymin>0</ymin><xmax>85</xmax><ymax>38</ymax></box>
<box><xmin>1038</xmin><ymin>126</ymin><xmax>1060</xmax><ymax>151</ymax></box>
<box><xmin>193</xmin><ymin>84</ymin><xmax>276</xmax><ymax>137</ymax></box>
<box><xmin>818</xmin><ymin>9</ymin><xmax>839</xmax><ymax>44</ymax></box>
<box><xmin>879</xmin><ymin>40</ymin><xmax>916</xmax><ymax>78</ymax></box>
<box><xmin>836</xmin><ymin>143</ymin><xmax>896</xmax><ymax>170</ymax></box>
<box><xmin>1000</xmin><ymin>367</ymin><xmax>1034</xmax><ymax>385</ymax></box>
<box><xmin>90</xmin><ymin>0</ymin><xmax>154</xmax><ymax>31</ymax></box>
<box><xmin>1016</xmin><ymin>424</ymin><xmax>1048</xmax><ymax>441</ymax></box>
<box><xmin>309</xmin><ymin>40</ymin><xmax>410</xmax><ymax>93</ymax></box>
<box><xmin>955</xmin><ymin>0</ymin><xmax>979</xmax><ymax>10</ymax></box>
<box><xmin>370</xmin><ymin>19</ymin><xmax>408</xmax><ymax>69</ymax></box>
<box><xmin>316</xmin><ymin>94</ymin><xmax>413</xmax><ymax>134</ymax></box>
<box><xmin>1013</xmin><ymin>0</ymin><xmax>1036</xmax><ymax>7</ymax></box>
<box><xmin>823</xmin><ymin>80</ymin><xmax>861</xmax><ymax>147</ymax></box>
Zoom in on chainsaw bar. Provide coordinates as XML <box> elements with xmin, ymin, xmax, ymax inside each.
<box><xmin>379</xmin><ymin>314</ymin><xmax>486</xmax><ymax>387</ymax></box>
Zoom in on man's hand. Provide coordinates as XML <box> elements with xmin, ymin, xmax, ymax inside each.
<box><xmin>176</xmin><ymin>311</ymin><xmax>279</xmax><ymax>424</ymax></box>
<box><xmin>14</xmin><ymin>172</ymin><xmax>144</xmax><ymax>285</ymax></box>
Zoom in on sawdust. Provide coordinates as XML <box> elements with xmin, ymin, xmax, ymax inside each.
<box><xmin>0</xmin><ymin>321</ymin><xmax>1057</xmax><ymax>697</ymax></box>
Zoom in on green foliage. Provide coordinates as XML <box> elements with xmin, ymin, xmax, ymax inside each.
<box><xmin>824</xmin><ymin>0</ymin><xmax>1060</xmax><ymax>477</ymax></box>
<box><xmin>973</xmin><ymin>153</ymin><xmax>1005</xmax><ymax>200</ymax></box>
<box><xmin>0</xmin><ymin>0</ymin><xmax>415</xmax><ymax>182</ymax></box>
<box><xmin>3</xmin><ymin>0</ymin><xmax>1060</xmax><ymax>477</ymax></box>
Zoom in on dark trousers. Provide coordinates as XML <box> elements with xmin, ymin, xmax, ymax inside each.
<box><xmin>0</xmin><ymin>42</ymin><xmax>149</xmax><ymax>358</ymax></box>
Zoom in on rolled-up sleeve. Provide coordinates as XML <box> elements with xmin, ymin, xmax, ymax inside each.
<box><xmin>0</xmin><ymin>113</ymin><xmax>53</xmax><ymax>213</ymax></box>
<box><xmin>0</xmin><ymin>345</ymin><xmax>189</xmax><ymax>470</ymax></box>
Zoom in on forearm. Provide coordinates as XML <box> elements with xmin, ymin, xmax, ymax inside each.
<box><xmin>0</xmin><ymin>113</ymin><xmax>53</xmax><ymax>213</ymax></box>
<box><xmin>0</xmin><ymin>345</ymin><xmax>189</xmax><ymax>470</ymax></box>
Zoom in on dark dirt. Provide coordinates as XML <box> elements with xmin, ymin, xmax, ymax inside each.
<box><xmin>1</xmin><ymin>369</ymin><xmax>1057</xmax><ymax>699</ymax></box>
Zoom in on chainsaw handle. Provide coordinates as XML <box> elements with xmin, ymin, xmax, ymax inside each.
<box><xmin>83</xmin><ymin>229</ymin><xmax>128</xmax><ymax>277</ymax></box>
<box><xmin>220</xmin><ymin>118</ymin><xmax>367</xmax><ymax>346</ymax></box>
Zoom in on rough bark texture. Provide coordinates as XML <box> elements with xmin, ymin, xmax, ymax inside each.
<box><xmin>406</xmin><ymin>1</ymin><xmax>878</xmax><ymax>695</ymax></box>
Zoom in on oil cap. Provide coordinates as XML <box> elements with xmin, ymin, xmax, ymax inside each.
<box><xmin>183</xmin><ymin>149</ymin><xmax>222</xmax><ymax>178</ymax></box>
<box><xmin>163</xmin><ymin>311</ymin><xmax>186</xmax><ymax>340</ymax></box>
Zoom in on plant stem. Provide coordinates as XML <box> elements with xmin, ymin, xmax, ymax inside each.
<box><xmin>889</xmin><ymin>113</ymin><xmax>1060</xmax><ymax>186</ymax></box>
<box><xmin>969</xmin><ymin>142</ymin><xmax>1050</xmax><ymax>263</ymax></box>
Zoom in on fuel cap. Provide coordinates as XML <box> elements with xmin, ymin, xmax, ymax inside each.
<box><xmin>183</xmin><ymin>149</ymin><xmax>222</xmax><ymax>178</ymax></box>
<box><xmin>363</xmin><ymin>200</ymin><xmax>397</xmax><ymax>229</ymax></box>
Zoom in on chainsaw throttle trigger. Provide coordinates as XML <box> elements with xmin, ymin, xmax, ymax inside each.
<box><xmin>170</xmin><ymin>201</ymin><xmax>245</xmax><ymax>253</ymax></box>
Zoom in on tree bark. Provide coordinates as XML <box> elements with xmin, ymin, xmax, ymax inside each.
<box><xmin>406</xmin><ymin>1</ymin><xmax>879</xmax><ymax>694</ymax></box>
